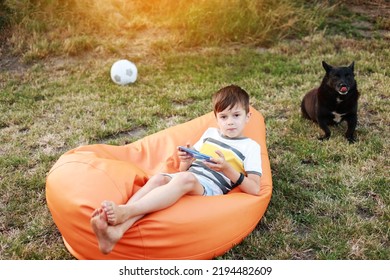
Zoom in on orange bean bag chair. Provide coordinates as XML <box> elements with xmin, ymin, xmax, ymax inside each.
<box><xmin>46</xmin><ymin>107</ymin><xmax>272</xmax><ymax>259</ymax></box>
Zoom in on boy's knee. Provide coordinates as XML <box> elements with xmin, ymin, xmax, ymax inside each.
<box><xmin>150</xmin><ymin>174</ymin><xmax>170</xmax><ymax>185</ymax></box>
<box><xmin>176</xmin><ymin>172</ymin><xmax>198</xmax><ymax>191</ymax></box>
<box><xmin>178</xmin><ymin>172</ymin><xmax>197</xmax><ymax>182</ymax></box>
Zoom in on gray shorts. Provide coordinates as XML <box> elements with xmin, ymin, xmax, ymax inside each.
<box><xmin>162</xmin><ymin>172</ymin><xmax>223</xmax><ymax>196</ymax></box>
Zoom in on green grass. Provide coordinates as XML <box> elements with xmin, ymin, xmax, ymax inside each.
<box><xmin>2</xmin><ymin>0</ymin><xmax>333</xmax><ymax>61</ymax></box>
<box><xmin>0</xmin><ymin>0</ymin><xmax>389</xmax><ymax>260</ymax></box>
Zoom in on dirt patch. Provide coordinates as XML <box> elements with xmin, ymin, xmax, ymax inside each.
<box><xmin>347</xmin><ymin>0</ymin><xmax>390</xmax><ymax>18</ymax></box>
<box><xmin>338</xmin><ymin>0</ymin><xmax>390</xmax><ymax>39</ymax></box>
<box><xmin>0</xmin><ymin>53</ymin><xmax>24</xmax><ymax>72</ymax></box>
<box><xmin>0</xmin><ymin>27</ymin><xmax>25</xmax><ymax>72</ymax></box>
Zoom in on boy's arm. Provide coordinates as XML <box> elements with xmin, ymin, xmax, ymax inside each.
<box><xmin>204</xmin><ymin>150</ymin><xmax>261</xmax><ymax>196</ymax></box>
<box><xmin>237</xmin><ymin>173</ymin><xmax>261</xmax><ymax>196</ymax></box>
<box><xmin>177</xmin><ymin>145</ymin><xmax>194</xmax><ymax>171</ymax></box>
<box><xmin>179</xmin><ymin>160</ymin><xmax>193</xmax><ymax>172</ymax></box>
<box><xmin>221</xmin><ymin>166</ymin><xmax>261</xmax><ymax>196</ymax></box>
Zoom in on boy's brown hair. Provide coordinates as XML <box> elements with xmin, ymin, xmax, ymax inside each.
<box><xmin>212</xmin><ymin>85</ymin><xmax>250</xmax><ymax>115</ymax></box>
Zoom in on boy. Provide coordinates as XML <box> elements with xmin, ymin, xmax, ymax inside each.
<box><xmin>90</xmin><ymin>84</ymin><xmax>262</xmax><ymax>254</ymax></box>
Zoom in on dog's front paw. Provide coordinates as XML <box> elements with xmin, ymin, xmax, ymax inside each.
<box><xmin>318</xmin><ymin>135</ymin><xmax>330</xmax><ymax>141</ymax></box>
<box><xmin>346</xmin><ymin>136</ymin><xmax>357</xmax><ymax>144</ymax></box>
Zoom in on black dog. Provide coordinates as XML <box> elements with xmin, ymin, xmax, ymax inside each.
<box><xmin>301</xmin><ymin>61</ymin><xmax>359</xmax><ymax>143</ymax></box>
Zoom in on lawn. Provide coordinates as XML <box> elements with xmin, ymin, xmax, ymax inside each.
<box><xmin>0</xmin><ymin>0</ymin><xmax>389</xmax><ymax>259</ymax></box>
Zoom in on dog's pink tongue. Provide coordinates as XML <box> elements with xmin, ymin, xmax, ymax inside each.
<box><xmin>340</xmin><ymin>86</ymin><xmax>348</xmax><ymax>93</ymax></box>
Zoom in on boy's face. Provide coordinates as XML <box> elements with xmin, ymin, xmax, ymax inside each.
<box><xmin>215</xmin><ymin>104</ymin><xmax>250</xmax><ymax>138</ymax></box>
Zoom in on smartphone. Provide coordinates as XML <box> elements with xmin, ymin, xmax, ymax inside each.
<box><xmin>178</xmin><ymin>146</ymin><xmax>212</xmax><ymax>161</ymax></box>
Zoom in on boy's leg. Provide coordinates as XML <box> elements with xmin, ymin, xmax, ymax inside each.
<box><xmin>103</xmin><ymin>172</ymin><xmax>204</xmax><ymax>225</ymax></box>
<box><xmin>91</xmin><ymin>172</ymin><xmax>203</xmax><ymax>254</ymax></box>
<box><xmin>90</xmin><ymin>208</ymin><xmax>121</xmax><ymax>254</ymax></box>
<box><xmin>128</xmin><ymin>174</ymin><xmax>171</xmax><ymax>203</ymax></box>
<box><xmin>103</xmin><ymin>174</ymin><xmax>170</xmax><ymax>225</ymax></box>
<box><xmin>91</xmin><ymin>208</ymin><xmax>143</xmax><ymax>255</ymax></box>
<box><xmin>91</xmin><ymin>174</ymin><xmax>171</xmax><ymax>253</ymax></box>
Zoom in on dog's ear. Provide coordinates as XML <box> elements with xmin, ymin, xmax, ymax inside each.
<box><xmin>349</xmin><ymin>61</ymin><xmax>355</xmax><ymax>72</ymax></box>
<box><xmin>322</xmin><ymin>61</ymin><xmax>332</xmax><ymax>73</ymax></box>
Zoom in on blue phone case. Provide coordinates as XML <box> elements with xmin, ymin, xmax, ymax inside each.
<box><xmin>179</xmin><ymin>146</ymin><xmax>212</xmax><ymax>161</ymax></box>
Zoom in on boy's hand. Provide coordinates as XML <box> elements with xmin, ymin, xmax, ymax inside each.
<box><xmin>204</xmin><ymin>150</ymin><xmax>228</xmax><ymax>172</ymax></box>
<box><xmin>177</xmin><ymin>144</ymin><xmax>193</xmax><ymax>164</ymax></box>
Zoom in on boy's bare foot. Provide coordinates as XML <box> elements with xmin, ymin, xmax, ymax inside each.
<box><xmin>101</xmin><ymin>200</ymin><xmax>129</xmax><ymax>225</ymax></box>
<box><xmin>90</xmin><ymin>208</ymin><xmax>122</xmax><ymax>254</ymax></box>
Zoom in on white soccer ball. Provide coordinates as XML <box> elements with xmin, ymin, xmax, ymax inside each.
<box><xmin>110</xmin><ymin>59</ymin><xmax>138</xmax><ymax>85</ymax></box>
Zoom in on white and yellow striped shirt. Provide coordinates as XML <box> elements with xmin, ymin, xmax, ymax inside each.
<box><xmin>190</xmin><ymin>128</ymin><xmax>262</xmax><ymax>194</ymax></box>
